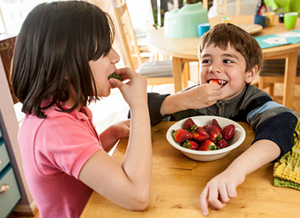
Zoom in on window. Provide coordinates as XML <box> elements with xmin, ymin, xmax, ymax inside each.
<box><xmin>0</xmin><ymin>0</ymin><xmax>53</xmax><ymax>34</ymax></box>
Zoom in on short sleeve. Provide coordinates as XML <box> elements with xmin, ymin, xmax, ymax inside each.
<box><xmin>34</xmin><ymin>114</ymin><xmax>103</xmax><ymax>179</ymax></box>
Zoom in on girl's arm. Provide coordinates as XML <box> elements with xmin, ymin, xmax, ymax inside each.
<box><xmin>200</xmin><ymin>139</ymin><xmax>280</xmax><ymax>216</ymax></box>
<box><xmin>79</xmin><ymin>68</ymin><xmax>152</xmax><ymax>210</ymax></box>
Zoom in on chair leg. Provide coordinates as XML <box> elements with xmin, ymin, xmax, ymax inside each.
<box><xmin>182</xmin><ymin>62</ymin><xmax>190</xmax><ymax>88</ymax></box>
<box><xmin>258</xmin><ymin>76</ymin><xmax>264</xmax><ymax>90</ymax></box>
<box><xmin>269</xmin><ymin>83</ymin><xmax>275</xmax><ymax>96</ymax></box>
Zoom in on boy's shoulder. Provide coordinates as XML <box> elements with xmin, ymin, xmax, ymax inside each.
<box><xmin>243</xmin><ymin>85</ymin><xmax>272</xmax><ymax>103</ymax></box>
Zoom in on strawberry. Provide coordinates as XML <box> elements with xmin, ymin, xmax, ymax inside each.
<box><xmin>172</xmin><ymin>129</ymin><xmax>193</xmax><ymax>143</ymax></box>
<box><xmin>209</xmin><ymin>79</ymin><xmax>220</xmax><ymax>85</ymax></box>
<box><xmin>203</xmin><ymin>124</ymin><xmax>223</xmax><ymax>143</ymax></box>
<box><xmin>108</xmin><ymin>72</ymin><xmax>124</xmax><ymax>81</ymax></box>
<box><xmin>182</xmin><ymin>140</ymin><xmax>199</xmax><ymax>150</ymax></box>
<box><xmin>193</xmin><ymin>126</ymin><xmax>209</xmax><ymax>141</ymax></box>
<box><xmin>222</xmin><ymin>124</ymin><xmax>235</xmax><ymax>140</ymax></box>
<box><xmin>182</xmin><ymin>118</ymin><xmax>196</xmax><ymax>130</ymax></box>
<box><xmin>198</xmin><ymin>139</ymin><xmax>219</xmax><ymax>151</ymax></box>
<box><xmin>216</xmin><ymin>139</ymin><xmax>228</xmax><ymax>149</ymax></box>
<box><xmin>211</xmin><ymin>118</ymin><xmax>222</xmax><ymax>131</ymax></box>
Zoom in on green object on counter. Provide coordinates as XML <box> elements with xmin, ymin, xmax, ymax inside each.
<box><xmin>164</xmin><ymin>2</ymin><xmax>209</xmax><ymax>38</ymax></box>
<box><xmin>265</xmin><ymin>0</ymin><xmax>300</xmax><ymax>14</ymax></box>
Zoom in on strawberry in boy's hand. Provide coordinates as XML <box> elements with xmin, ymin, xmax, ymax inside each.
<box><xmin>209</xmin><ymin>79</ymin><xmax>228</xmax><ymax>88</ymax></box>
<box><xmin>172</xmin><ymin>129</ymin><xmax>193</xmax><ymax>143</ymax></box>
<box><xmin>209</xmin><ymin>79</ymin><xmax>220</xmax><ymax>85</ymax></box>
<box><xmin>199</xmin><ymin>139</ymin><xmax>218</xmax><ymax>151</ymax></box>
<box><xmin>203</xmin><ymin>124</ymin><xmax>223</xmax><ymax>143</ymax></box>
<box><xmin>183</xmin><ymin>140</ymin><xmax>199</xmax><ymax>150</ymax></box>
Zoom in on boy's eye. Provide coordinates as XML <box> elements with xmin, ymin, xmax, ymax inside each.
<box><xmin>201</xmin><ymin>59</ymin><xmax>211</xmax><ymax>64</ymax></box>
<box><xmin>223</xmin><ymin>59</ymin><xmax>233</xmax><ymax>64</ymax></box>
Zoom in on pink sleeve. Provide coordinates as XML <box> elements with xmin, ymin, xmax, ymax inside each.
<box><xmin>35</xmin><ymin>116</ymin><xmax>103</xmax><ymax>179</ymax></box>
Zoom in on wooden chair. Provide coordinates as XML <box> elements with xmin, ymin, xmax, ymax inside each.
<box><xmin>112</xmin><ymin>0</ymin><xmax>174</xmax><ymax>86</ymax></box>
<box><xmin>202</xmin><ymin>0</ymin><xmax>241</xmax><ymax>16</ymax></box>
<box><xmin>258</xmin><ymin>52</ymin><xmax>300</xmax><ymax>101</ymax></box>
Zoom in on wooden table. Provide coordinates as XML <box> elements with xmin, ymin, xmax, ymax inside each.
<box><xmin>147</xmin><ymin>15</ymin><xmax>300</xmax><ymax>109</ymax></box>
<box><xmin>80</xmin><ymin>121</ymin><xmax>300</xmax><ymax>218</ymax></box>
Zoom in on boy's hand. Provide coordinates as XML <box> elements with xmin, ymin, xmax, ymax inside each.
<box><xmin>200</xmin><ymin>168</ymin><xmax>245</xmax><ymax>216</ymax></box>
<box><xmin>184</xmin><ymin>83</ymin><xmax>221</xmax><ymax>109</ymax></box>
<box><xmin>160</xmin><ymin>83</ymin><xmax>221</xmax><ymax>116</ymax></box>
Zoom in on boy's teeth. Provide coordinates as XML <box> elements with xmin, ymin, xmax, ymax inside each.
<box><xmin>210</xmin><ymin>79</ymin><xmax>227</xmax><ymax>87</ymax></box>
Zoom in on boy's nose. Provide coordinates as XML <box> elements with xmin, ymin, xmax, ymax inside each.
<box><xmin>209</xmin><ymin>63</ymin><xmax>223</xmax><ymax>74</ymax></box>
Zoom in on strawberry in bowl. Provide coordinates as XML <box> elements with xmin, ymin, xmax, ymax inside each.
<box><xmin>166</xmin><ymin>116</ymin><xmax>245</xmax><ymax>161</ymax></box>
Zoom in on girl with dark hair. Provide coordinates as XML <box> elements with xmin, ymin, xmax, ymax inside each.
<box><xmin>11</xmin><ymin>1</ymin><xmax>152</xmax><ymax>217</ymax></box>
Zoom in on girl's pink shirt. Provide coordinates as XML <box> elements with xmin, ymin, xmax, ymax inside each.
<box><xmin>18</xmin><ymin>104</ymin><xmax>103</xmax><ymax>218</ymax></box>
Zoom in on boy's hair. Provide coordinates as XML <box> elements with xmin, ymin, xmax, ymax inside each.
<box><xmin>199</xmin><ymin>23</ymin><xmax>262</xmax><ymax>72</ymax></box>
<box><xmin>11</xmin><ymin>1</ymin><xmax>115</xmax><ymax>118</ymax></box>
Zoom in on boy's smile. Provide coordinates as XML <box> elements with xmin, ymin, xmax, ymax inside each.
<box><xmin>200</xmin><ymin>43</ymin><xmax>256</xmax><ymax>100</ymax></box>
<box><xmin>208</xmin><ymin>79</ymin><xmax>228</xmax><ymax>88</ymax></box>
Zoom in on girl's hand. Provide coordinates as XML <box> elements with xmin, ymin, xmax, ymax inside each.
<box><xmin>100</xmin><ymin>120</ymin><xmax>130</xmax><ymax>152</ymax></box>
<box><xmin>110</xmin><ymin>119</ymin><xmax>130</xmax><ymax>139</ymax></box>
<box><xmin>199</xmin><ymin>168</ymin><xmax>245</xmax><ymax>216</ymax></box>
<box><xmin>109</xmin><ymin>68</ymin><xmax>147</xmax><ymax>110</ymax></box>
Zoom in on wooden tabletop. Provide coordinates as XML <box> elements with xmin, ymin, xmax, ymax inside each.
<box><xmin>80</xmin><ymin>121</ymin><xmax>300</xmax><ymax>218</ymax></box>
<box><xmin>147</xmin><ymin>15</ymin><xmax>300</xmax><ymax>109</ymax></box>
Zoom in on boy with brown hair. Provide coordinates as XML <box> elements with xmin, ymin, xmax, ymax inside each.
<box><xmin>146</xmin><ymin>23</ymin><xmax>298</xmax><ymax>215</ymax></box>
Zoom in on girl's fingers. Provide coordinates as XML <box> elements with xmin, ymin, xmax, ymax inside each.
<box><xmin>115</xmin><ymin>67</ymin><xmax>134</xmax><ymax>80</ymax></box>
<box><xmin>109</xmin><ymin>78</ymin><xmax>123</xmax><ymax>88</ymax></box>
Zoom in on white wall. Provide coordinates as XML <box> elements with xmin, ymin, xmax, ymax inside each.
<box><xmin>127</xmin><ymin>0</ymin><xmax>155</xmax><ymax>38</ymax></box>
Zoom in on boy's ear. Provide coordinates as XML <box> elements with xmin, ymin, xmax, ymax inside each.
<box><xmin>245</xmin><ymin>65</ymin><xmax>258</xmax><ymax>83</ymax></box>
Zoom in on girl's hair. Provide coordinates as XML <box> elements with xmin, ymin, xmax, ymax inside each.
<box><xmin>199</xmin><ymin>23</ymin><xmax>262</xmax><ymax>72</ymax></box>
<box><xmin>11</xmin><ymin>1</ymin><xmax>115</xmax><ymax>118</ymax></box>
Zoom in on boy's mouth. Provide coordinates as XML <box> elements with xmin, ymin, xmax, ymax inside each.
<box><xmin>209</xmin><ymin>79</ymin><xmax>228</xmax><ymax>88</ymax></box>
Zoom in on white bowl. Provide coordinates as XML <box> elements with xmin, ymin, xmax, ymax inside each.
<box><xmin>166</xmin><ymin>116</ymin><xmax>246</xmax><ymax>161</ymax></box>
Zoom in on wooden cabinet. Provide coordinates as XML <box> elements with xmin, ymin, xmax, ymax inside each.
<box><xmin>0</xmin><ymin>34</ymin><xmax>18</xmax><ymax>104</ymax></box>
<box><xmin>0</xmin><ymin>128</ymin><xmax>21</xmax><ymax>218</ymax></box>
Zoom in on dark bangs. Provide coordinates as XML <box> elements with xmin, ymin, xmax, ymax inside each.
<box><xmin>11</xmin><ymin>1</ymin><xmax>115</xmax><ymax>118</ymax></box>
<box><xmin>199</xmin><ymin>23</ymin><xmax>262</xmax><ymax>72</ymax></box>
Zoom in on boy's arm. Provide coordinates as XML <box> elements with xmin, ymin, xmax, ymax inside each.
<box><xmin>161</xmin><ymin>83</ymin><xmax>220</xmax><ymax>115</ymax></box>
<box><xmin>200</xmin><ymin>139</ymin><xmax>280</xmax><ymax>216</ymax></box>
<box><xmin>200</xmin><ymin>95</ymin><xmax>298</xmax><ymax>216</ymax></box>
<box><xmin>146</xmin><ymin>83</ymin><xmax>220</xmax><ymax>126</ymax></box>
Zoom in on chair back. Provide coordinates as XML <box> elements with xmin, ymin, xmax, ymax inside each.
<box><xmin>112</xmin><ymin>0</ymin><xmax>143</xmax><ymax>71</ymax></box>
<box><xmin>203</xmin><ymin>0</ymin><xmax>241</xmax><ymax>16</ymax></box>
